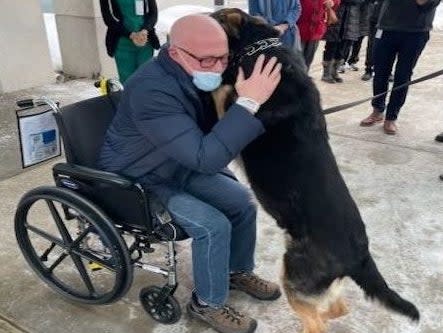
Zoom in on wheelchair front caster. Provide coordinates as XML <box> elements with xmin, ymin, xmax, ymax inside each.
<box><xmin>140</xmin><ymin>286</ymin><xmax>181</xmax><ymax>324</ymax></box>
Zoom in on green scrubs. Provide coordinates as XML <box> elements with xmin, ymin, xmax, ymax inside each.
<box><xmin>114</xmin><ymin>0</ymin><xmax>154</xmax><ymax>83</ymax></box>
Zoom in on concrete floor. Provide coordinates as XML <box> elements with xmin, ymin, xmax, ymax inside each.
<box><xmin>0</xmin><ymin>31</ymin><xmax>442</xmax><ymax>333</ymax></box>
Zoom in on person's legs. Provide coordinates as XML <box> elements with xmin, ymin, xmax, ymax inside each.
<box><xmin>184</xmin><ymin>173</ymin><xmax>257</xmax><ymax>275</ymax></box>
<box><xmin>363</xmin><ymin>20</ymin><xmax>377</xmax><ymax>79</ymax></box>
<box><xmin>301</xmin><ymin>40</ymin><xmax>319</xmax><ymax>72</ymax></box>
<box><xmin>184</xmin><ymin>172</ymin><xmax>281</xmax><ymax>300</ymax></box>
<box><xmin>114</xmin><ymin>39</ymin><xmax>138</xmax><ymax>83</ymax></box>
<box><xmin>166</xmin><ymin>191</ymin><xmax>233</xmax><ymax>307</ymax></box>
<box><xmin>348</xmin><ymin>36</ymin><xmax>364</xmax><ymax>70</ymax></box>
<box><xmin>371</xmin><ymin>31</ymin><xmax>398</xmax><ymax>113</ymax></box>
<box><xmin>332</xmin><ymin>39</ymin><xmax>352</xmax><ymax>82</ymax></box>
<box><xmin>360</xmin><ymin>31</ymin><xmax>398</xmax><ymax>126</ymax></box>
<box><xmin>322</xmin><ymin>41</ymin><xmax>338</xmax><ymax>83</ymax></box>
<box><xmin>385</xmin><ymin>31</ymin><xmax>430</xmax><ymax>121</ymax></box>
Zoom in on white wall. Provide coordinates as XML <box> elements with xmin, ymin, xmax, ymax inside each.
<box><xmin>0</xmin><ymin>0</ymin><xmax>54</xmax><ymax>93</ymax></box>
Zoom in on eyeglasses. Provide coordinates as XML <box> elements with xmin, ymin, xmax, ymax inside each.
<box><xmin>177</xmin><ymin>46</ymin><xmax>229</xmax><ymax>68</ymax></box>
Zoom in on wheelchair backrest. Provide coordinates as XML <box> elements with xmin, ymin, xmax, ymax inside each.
<box><xmin>54</xmin><ymin>92</ymin><xmax>121</xmax><ymax>168</ymax></box>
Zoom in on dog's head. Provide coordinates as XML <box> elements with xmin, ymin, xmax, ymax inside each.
<box><xmin>211</xmin><ymin>8</ymin><xmax>279</xmax><ymax>53</ymax></box>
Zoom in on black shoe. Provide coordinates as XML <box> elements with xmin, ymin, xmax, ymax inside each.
<box><xmin>435</xmin><ymin>132</ymin><xmax>443</xmax><ymax>142</ymax></box>
<box><xmin>361</xmin><ymin>71</ymin><xmax>372</xmax><ymax>81</ymax></box>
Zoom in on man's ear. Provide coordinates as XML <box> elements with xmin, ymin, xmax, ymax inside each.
<box><xmin>168</xmin><ymin>46</ymin><xmax>179</xmax><ymax>60</ymax></box>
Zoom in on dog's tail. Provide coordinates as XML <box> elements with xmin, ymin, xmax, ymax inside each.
<box><xmin>350</xmin><ymin>256</ymin><xmax>419</xmax><ymax>321</ymax></box>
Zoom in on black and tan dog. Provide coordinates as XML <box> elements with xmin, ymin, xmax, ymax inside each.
<box><xmin>211</xmin><ymin>8</ymin><xmax>419</xmax><ymax>333</ymax></box>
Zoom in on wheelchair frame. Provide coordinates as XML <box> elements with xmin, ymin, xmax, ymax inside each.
<box><xmin>14</xmin><ymin>96</ymin><xmax>186</xmax><ymax>324</ymax></box>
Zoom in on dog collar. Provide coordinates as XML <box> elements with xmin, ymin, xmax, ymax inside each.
<box><xmin>230</xmin><ymin>37</ymin><xmax>282</xmax><ymax>68</ymax></box>
<box><xmin>243</xmin><ymin>38</ymin><xmax>282</xmax><ymax>56</ymax></box>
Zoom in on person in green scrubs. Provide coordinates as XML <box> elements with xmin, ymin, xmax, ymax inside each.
<box><xmin>100</xmin><ymin>0</ymin><xmax>159</xmax><ymax>83</ymax></box>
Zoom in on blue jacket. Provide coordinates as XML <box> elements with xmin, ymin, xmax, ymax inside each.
<box><xmin>97</xmin><ymin>47</ymin><xmax>265</xmax><ymax>199</ymax></box>
<box><xmin>249</xmin><ymin>0</ymin><xmax>302</xmax><ymax>48</ymax></box>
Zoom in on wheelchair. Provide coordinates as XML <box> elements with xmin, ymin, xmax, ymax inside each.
<box><xmin>14</xmin><ymin>93</ymin><xmax>189</xmax><ymax>324</ymax></box>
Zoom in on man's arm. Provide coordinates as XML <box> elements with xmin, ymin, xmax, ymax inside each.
<box><xmin>131</xmin><ymin>86</ymin><xmax>265</xmax><ymax>174</ymax></box>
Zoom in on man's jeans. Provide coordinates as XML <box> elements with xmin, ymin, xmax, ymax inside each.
<box><xmin>372</xmin><ymin>30</ymin><xmax>429</xmax><ymax>120</ymax></box>
<box><xmin>161</xmin><ymin>172</ymin><xmax>257</xmax><ymax>307</ymax></box>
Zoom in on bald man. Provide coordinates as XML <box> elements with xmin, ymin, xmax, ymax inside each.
<box><xmin>98</xmin><ymin>14</ymin><xmax>281</xmax><ymax>333</ymax></box>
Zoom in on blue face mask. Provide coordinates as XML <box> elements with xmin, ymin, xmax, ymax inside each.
<box><xmin>192</xmin><ymin>71</ymin><xmax>222</xmax><ymax>91</ymax></box>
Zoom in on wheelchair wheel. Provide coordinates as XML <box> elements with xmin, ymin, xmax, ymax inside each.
<box><xmin>140</xmin><ymin>286</ymin><xmax>181</xmax><ymax>324</ymax></box>
<box><xmin>15</xmin><ymin>186</ymin><xmax>133</xmax><ymax>304</ymax></box>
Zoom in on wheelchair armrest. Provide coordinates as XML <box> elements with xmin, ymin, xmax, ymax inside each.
<box><xmin>52</xmin><ymin>163</ymin><xmax>134</xmax><ymax>189</ymax></box>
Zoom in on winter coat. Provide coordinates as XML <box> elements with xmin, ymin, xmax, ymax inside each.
<box><xmin>324</xmin><ymin>0</ymin><xmax>365</xmax><ymax>42</ymax></box>
<box><xmin>249</xmin><ymin>0</ymin><xmax>302</xmax><ymax>47</ymax></box>
<box><xmin>358</xmin><ymin>0</ymin><xmax>371</xmax><ymax>36</ymax></box>
<box><xmin>97</xmin><ymin>47</ymin><xmax>264</xmax><ymax>201</ymax></box>
<box><xmin>297</xmin><ymin>0</ymin><xmax>341</xmax><ymax>41</ymax></box>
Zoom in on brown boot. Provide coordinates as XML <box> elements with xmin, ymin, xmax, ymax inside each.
<box><xmin>360</xmin><ymin>111</ymin><xmax>384</xmax><ymax>127</ymax></box>
<box><xmin>230</xmin><ymin>272</ymin><xmax>281</xmax><ymax>301</ymax></box>
<box><xmin>383</xmin><ymin>120</ymin><xmax>397</xmax><ymax>135</ymax></box>
<box><xmin>187</xmin><ymin>299</ymin><xmax>257</xmax><ymax>333</ymax></box>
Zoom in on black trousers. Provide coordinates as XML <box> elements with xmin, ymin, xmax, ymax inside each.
<box><xmin>345</xmin><ymin>36</ymin><xmax>364</xmax><ymax>65</ymax></box>
<box><xmin>363</xmin><ymin>20</ymin><xmax>378</xmax><ymax>73</ymax></box>
<box><xmin>301</xmin><ymin>41</ymin><xmax>319</xmax><ymax>70</ymax></box>
<box><xmin>372</xmin><ymin>30</ymin><xmax>429</xmax><ymax>120</ymax></box>
<box><xmin>323</xmin><ymin>39</ymin><xmax>353</xmax><ymax>62</ymax></box>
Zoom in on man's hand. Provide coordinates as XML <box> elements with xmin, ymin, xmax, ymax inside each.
<box><xmin>235</xmin><ymin>54</ymin><xmax>282</xmax><ymax>105</ymax></box>
<box><xmin>416</xmin><ymin>0</ymin><xmax>429</xmax><ymax>5</ymax></box>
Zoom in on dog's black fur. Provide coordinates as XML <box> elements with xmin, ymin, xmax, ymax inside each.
<box><xmin>211</xmin><ymin>8</ymin><xmax>419</xmax><ymax>323</ymax></box>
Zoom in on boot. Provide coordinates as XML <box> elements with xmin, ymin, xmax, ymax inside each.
<box><xmin>321</xmin><ymin>61</ymin><xmax>335</xmax><ymax>84</ymax></box>
<box><xmin>332</xmin><ymin>60</ymin><xmax>344</xmax><ymax>83</ymax></box>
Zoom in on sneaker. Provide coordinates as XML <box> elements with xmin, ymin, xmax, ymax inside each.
<box><xmin>337</xmin><ymin>64</ymin><xmax>346</xmax><ymax>73</ymax></box>
<box><xmin>230</xmin><ymin>272</ymin><xmax>281</xmax><ymax>301</ymax></box>
<box><xmin>349</xmin><ymin>63</ymin><xmax>359</xmax><ymax>71</ymax></box>
<box><xmin>187</xmin><ymin>298</ymin><xmax>257</xmax><ymax>333</ymax></box>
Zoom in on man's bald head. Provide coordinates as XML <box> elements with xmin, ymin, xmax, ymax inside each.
<box><xmin>169</xmin><ymin>14</ymin><xmax>228</xmax><ymax>58</ymax></box>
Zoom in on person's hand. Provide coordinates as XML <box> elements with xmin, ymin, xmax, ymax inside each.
<box><xmin>324</xmin><ymin>0</ymin><xmax>334</xmax><ymax>8</ymax></box>
<box><xmin>274</xmin><ymin>24</ymin><xmax>288</xmax><ymax>36</ymax></box>
<box><xmin>235</xmin><ymin>54</ymin><xmax>282</xmax><ymax>105</ymax></box>
<box><xmin>130</xmin><ymin>31</ymin><xmax>147</xmax><ymax>47</ymax></box>
<box><xmin>139</xmin><ymin>29</ymin><xmax>149</xmax><ymax>43</ymax></box>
